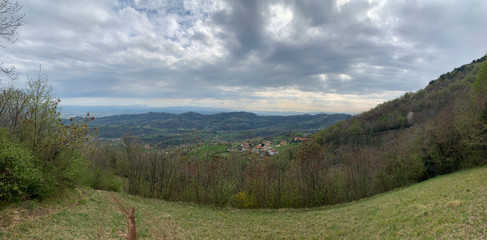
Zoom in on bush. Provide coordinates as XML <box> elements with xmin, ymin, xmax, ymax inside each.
<box><xmin>230</xmin><ymin>191</ymin><xmax>257</xmax><ymax>208</ymax></box>
<box><xmin>0</xmin><ymin>129</ymin><xmax>42</xmax><ymax>205</ymax></box>
<box><xmin>91</xmin><ymin>168</ymin><xmax>123</xmax><ymax>192</ymax></box>
<box><xmin>50</xmin><ymin>150</ymin><xmax>91</xmax><ymax>188</ymax></box>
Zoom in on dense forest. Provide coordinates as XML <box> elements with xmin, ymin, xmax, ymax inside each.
<box><xmin>1</xmin><ymin>55</ymin><xmax>486</xmax><ymax>209</ymax></box>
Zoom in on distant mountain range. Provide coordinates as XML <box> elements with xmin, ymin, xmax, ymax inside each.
<box><xmin>60</xmin><ymin>105</ymin><xmax>342</xmax><ymax>118</ymax></box>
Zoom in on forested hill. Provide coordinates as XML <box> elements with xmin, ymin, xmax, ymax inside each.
<box><xmin>297</xmin><ymin>55</ymin><xmax>487</xmax><ymax>206</ymax></box>
<box><xmin>83</xmin><ymin>111</ymin><xmax>351</xmax><ymax>145</ymax></box>
<box><xmin>315</xmin><ymin>55</ymin><xmax>487</xmax><ymax>144</ymax></box>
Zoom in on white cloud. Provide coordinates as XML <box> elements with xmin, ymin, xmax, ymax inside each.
<box><xmin>336</xmin><ymin>0</ymin><xmax>350</xmax><ymax>12</ymax></box>
<box><xmin>266</xmin><ymin>4</ymin><xmax>294</xmax><ymax>41</ymax></box>
<box><xmin>338</xmin><ymin>74</ymin><xmax>352</xmax><ymax>81</ymax></box>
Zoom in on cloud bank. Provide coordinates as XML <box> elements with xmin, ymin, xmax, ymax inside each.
<box><xmin>2</xmin><ymin>0</ymin><xmax>487</xmax><ymax>113</ymax></box>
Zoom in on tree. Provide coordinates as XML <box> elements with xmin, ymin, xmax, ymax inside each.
<box><xmin>297</xmin><ymin>140</ymin><xmax>330</xmax><ymax>206</ymax></box>
<box><xmin>470</xmin><ymin>57</ymin><xmax>487</xmax><ymax>161</ymax></box>
<box><xmin>0</xmin><ymin>0</ymin><xmax>24</xmax><ymax>81</ymax></box>
<box><xmin>0</xmin><ymin>86</ymin><xmax>30</xmax><ymax>130</ymax></box>
<box><xmin>0</xmin><ymin>75</ymin><xmax>95</xmax><ymax>202</ymax></box>
<box><xmin>474</xmin><ymin>57</ymin><xmax>487</xmax><ymax>118</ymax></box>
<box><xmin>120</xmin><ymin>134</ymin><xmax>144</xmax><ymax>195</ymax></box>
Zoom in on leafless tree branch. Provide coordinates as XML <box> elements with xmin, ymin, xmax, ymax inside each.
<box><xmin>0</xmin><ymin>0</ymin><xmax>24</xmax><ymax>81</ymax></box>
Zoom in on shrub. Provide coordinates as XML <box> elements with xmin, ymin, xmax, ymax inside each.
<box><xmin>91</xmin><ymin>168</ymin><xmax>123</xmax><ymax>192</ymax></box>
<box><xmin>230</xmin><ymin>191</ymin><xmax>257</xmax><ymax>208</ymax></box>
<box><xmin>0</xmin><ymin>129</ymin><xmax>41</xmax><ymax>205</ymax></box>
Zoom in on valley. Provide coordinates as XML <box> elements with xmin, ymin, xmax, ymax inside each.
<box><xmin>83</xmin><ymin>111</ymin><xmax>351</xmax><ymax>148</ymax></box>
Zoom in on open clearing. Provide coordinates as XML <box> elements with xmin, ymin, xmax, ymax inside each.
<box><xmin>1</xmin><ymin>166</ymin><xmax>487</xmax><ymax>239</ymax></box>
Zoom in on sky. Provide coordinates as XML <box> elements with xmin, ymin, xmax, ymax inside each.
<box><xmin>1</xmin><ymin>0</ymin><xmax>487</xmax><ymax>114</ymax></box>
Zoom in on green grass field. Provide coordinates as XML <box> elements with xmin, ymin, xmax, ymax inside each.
<box><xmin>190</xmin><ymin>144</ymin><xmax>229</xmax><ymax>157</ymax></box>
<box><xmin>1</xmin><ymin>166</ymin><xmax>487</xmax><ymax>239</ymax></box>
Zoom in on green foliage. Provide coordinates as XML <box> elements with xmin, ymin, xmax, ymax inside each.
<box><xmin>91</xmin><ymin>168</ymin><xmax>123</xmax><ymax>192</ymax></box>
<box><xmin>0</xmin><ymin>75</ymin><xmax>95</xmax><ymax>205</ymax></box>
<box><xmin>189</xmin><ymin>144</ymin><xmax>228</xmax><ymax>157</ymax></box>
<box><xmin>48</xmin><ymin>149</ymin><xmax>90</xmax><ymax>188</ymax></box>
<box><xmin>474</xmin><ymin>56</ymin><xmax>487</xmax><ymax>93</ymax></box>
<box><xmin>231</xmin><ymin>191</ymin><xmax>257</xmax><ymax>208</ymax></box>
<box><xmin>474</xmin><ymin>58</ymin><xmax>487</xmax><ymax>124</ymax></box>
<box><xmin>0</xmin><ymin>129</ymin><xmax>41</xmax><ymax>205</ymax></box>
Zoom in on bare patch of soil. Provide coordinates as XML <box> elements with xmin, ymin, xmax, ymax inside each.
<box><xmin>110</xmin><ymin>193</ymin><xmax>137</xmax><ymax>240</ymax></box>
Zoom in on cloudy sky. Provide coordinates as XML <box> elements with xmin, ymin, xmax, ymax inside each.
<box><xmin>2</xmin><ymin>0</ymin><xmax>487</xmax><ymax>113</ymax></box>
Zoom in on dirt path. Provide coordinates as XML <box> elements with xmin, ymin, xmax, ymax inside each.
<box><xmin>110</xmin><ymin>193</ymin><xmax>137</xmax><ymax>240</ymax></box>
<box><xmin>1</xmin><ymin>189</ymin><xmax>183</xmax><ymax>239</ymax></box>
<box><xmin>108</xmin><ymin>192</ymin><xmax>185</xmax><ymax>240</ymax></box>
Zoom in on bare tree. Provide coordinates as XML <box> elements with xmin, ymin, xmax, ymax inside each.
<box><xmin>0</xmin><ymin>0</ymin><xmax>24</xmax><ymax>80</ymax></box>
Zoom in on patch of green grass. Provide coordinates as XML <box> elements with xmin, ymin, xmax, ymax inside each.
<box><xmin>275</xmin><ymin>142</ymin><xmax>298</xmax><ymax>152</ymax></box>
<box><xmin>2</xmin><ymin>166</ymin><xmax>487</xmax><ymax>239</ymax></box>
<box><xmin>0</xmin><ymin>188</ymin><xmax>126</xmax><ymax>239</ymax></box>
<box><xmin>190</xmin><ymin>144</ymin><xmax>229</xmax><ymax>157</ymax></box>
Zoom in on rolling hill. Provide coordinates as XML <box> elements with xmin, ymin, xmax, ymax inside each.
<box><xmin>82</xmin><ymin>111</ymin><xmax>351</xmax><ymax>146</ymax></box>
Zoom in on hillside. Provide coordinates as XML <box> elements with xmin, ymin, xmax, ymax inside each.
<box><xmin>288</xmin><ymin>55</ymin><xmax>487</xmax><ymax>206</ymax></box>
<box><xmin>82</xmin><ymin>111</ymin><xmax>351</xmax><ymax>146</ymax></box>
<box><xmin>1</xmin><ymin>166</ymin><xmax>486</xmax><ymax>239</ymax></box>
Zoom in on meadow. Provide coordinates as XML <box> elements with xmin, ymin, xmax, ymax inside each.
<box><xmin>1</xmin><ymin>166</ymin><xmax>486</xmax><ymax>239</ymax></box>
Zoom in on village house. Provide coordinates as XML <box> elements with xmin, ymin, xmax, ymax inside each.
<box><xmin>294</xmin><ymin>137</ymin><xmax>307</xmax><ymax>142</ymax></box>
<box><xmin>252</xmin><ymin>145</ymin><xmax>261</xmax><ymax>153</ymax></box>
<box><xmin>241</xmin><ymin>142</ymin><xmax>251</xmax><ymax>152</ymax></box>
<box><xmin>267</xmin><ymin>148</ymin><xmax>278</xmax><ymax>156</ymax></box>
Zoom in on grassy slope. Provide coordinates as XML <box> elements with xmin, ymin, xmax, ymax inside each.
<box><xmin>1</xmin><ymin>166</ymin><xmax>487</xmax><ymax>239</ymax></box>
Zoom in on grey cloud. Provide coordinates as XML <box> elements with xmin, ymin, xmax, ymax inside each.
<box><xmin>2</xmin><ymin>0</ymin><xmax>487</xmax><ymax>112</ymax></box>
<box><xmin>292</xmin><ymin>0</ymin><xmax>336</xmax><ymax>26</ymax></box>
<box><xmin>212</xmin><ymin>0</ymin><xmax>266</xmax><ymax>58</ymax></box>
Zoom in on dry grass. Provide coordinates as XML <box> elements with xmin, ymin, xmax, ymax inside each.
<box><xmin>2</xmin><ymin>166</ymin><xmax>487</xmax><ymax>239</ymax></box>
